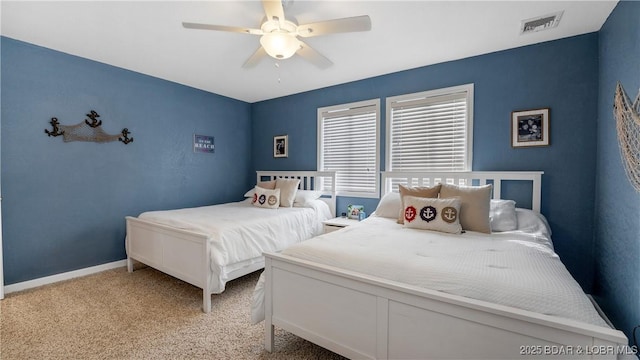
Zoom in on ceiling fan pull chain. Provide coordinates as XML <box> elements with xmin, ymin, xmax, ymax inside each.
<box><xmin>275</xmin><ymin>62</ymin><xmax>282</xmax><ymax>83</ymax></box>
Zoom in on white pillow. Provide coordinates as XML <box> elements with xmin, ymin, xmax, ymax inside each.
<box><xmin>402</xmin><ymin>196</ymin><xmax>462</xmax><ymax>234</ymax></box>
<box><xmin>275</xmin><ymin>178</ymin><xmax>300</xmax><ymax>207</ymax></box>
<box><xmin>252</xmin><ymin>187</ymin><xmax>280</xmax><ymax>209</ymax></box>
<box><xmin>516</xmin><ymin>208</ymin><xmax>552</xmax><ymax>237</ymax></box>
<box><xmin>293</xmin><ymin>190</ymin><xmax>323</xmax><ymax>206</ymax></box>
<box><xmin>490</xmin><ymin>199</ymin><xmax>518</xmax><ymax>232</ymax></box>
<box><xmin>374</xmin><ymin>192</ymin><xmax>401</xmax><ymax>219</ymax></box>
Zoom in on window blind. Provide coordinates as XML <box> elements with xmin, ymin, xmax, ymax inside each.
<box><xmin>319</xmin><ymin>100</ymin><xmax>379</xmax><ymax>197</ymax></box>
<box><xmin>387</xmin><ymin>85</ymin><xmax>472</xmax><ymax>172</ymax></box>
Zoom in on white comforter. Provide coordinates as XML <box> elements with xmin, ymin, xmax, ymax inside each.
<box><xmin>253</xmin><ymin>215</ymin><xmax>608</xmax><ymax>328</ymax></box>
<box><xmin>136</xmin><ymin>199</ymin><xmax>332</xmax><ymax>293</ymax></box>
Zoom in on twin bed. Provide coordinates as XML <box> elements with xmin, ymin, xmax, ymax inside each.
<box><xmin>125</xmin><ymin>171</ymin><xmax>336</xmax><ymax>313</ymax></box>
<box><xmin>258</xmin><ymin>171</ymin><xmax>629</xmax><ymax>359</ymax></box>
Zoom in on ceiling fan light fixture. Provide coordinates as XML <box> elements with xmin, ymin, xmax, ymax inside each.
<box><xmin>260</xmin><ymin>32</ymin><xmax>299</xmax><ymax>59</ymax></box>
<box><xmin>183</xmin><ymin>3</ymin><xmax>371</xmax><ymax>69</ymax></box>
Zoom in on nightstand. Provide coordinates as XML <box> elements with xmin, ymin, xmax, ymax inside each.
<box><xmin>323</xmin><ymin>217</ymin><xmax>360</xmax><ymax>233</ymax></box>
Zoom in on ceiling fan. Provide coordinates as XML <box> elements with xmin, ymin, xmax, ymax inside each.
<box><xmin>182</xmin><ymin>0</ymin><xmax>371</xmax><ymax>69</ymax></box>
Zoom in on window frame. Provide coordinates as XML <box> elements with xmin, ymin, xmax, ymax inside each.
<box><xmin>317</xmin><ymin>98</ymin><xmax>380</xmax><ymax>198</ymax></box>
<box><xmin>385</xmin><ymin>84</ymin><xmax>474</xmax><ymax>172</ymax></box>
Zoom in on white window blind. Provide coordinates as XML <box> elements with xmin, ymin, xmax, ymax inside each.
<box><xmin>318</xmin><ymin>99</ymin><xmax>379</xmax><ymax>198</ymax></box>
<box><xmin>386</xmin><ymin>84</ymin><xmax>473</xmax><ymax>172</ymax></box>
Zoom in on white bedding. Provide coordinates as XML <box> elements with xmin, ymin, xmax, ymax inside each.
<box><xmin>252</xmin><ymin>214</ymin><xmax>608</xmax><ymax>328</ymax></box>
<box><xmin>134</xmin><ymin>199</ymin><xmax>332</xmax><ymax>293</ymax></box>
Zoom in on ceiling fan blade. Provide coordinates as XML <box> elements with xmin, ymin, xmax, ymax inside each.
<box><xmin>182</xmin><ymin>22</ymin><xmax>262</xmax><ymax>35</ymax></box>
<box><xmin>297</xmin><ymin>15</ymin><xmax>372</xmax><ymax>37</ymax></box>
<box><xmin>262</xmin><ymin>0</ymin><xmax>286</xmax><ymax>26</ymax></box>
<box><xmin>242</xmin><ymin>47</ymin><xmax>268</xmax><ymax>68</ymax></box>
<box><xmin>297</xmin><ymin>41</ymin><xmax>333</xmax><ymax>69</ymax></box>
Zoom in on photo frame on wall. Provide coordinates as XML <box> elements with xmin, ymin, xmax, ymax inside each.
<box><xmin>274</xmin><ymin>135</ymin><xmax>288</xmax><ymax>158</ymax></box>
<box><xmin>511</xmin><ymin>108</ymin><xmax>550</xmax><ymax>148</ymax></box>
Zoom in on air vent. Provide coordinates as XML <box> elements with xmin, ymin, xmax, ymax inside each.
<box><xmin>520</xmin><ymin>11</ymin><xmax>564</xmax><ymax>34</ymax></box>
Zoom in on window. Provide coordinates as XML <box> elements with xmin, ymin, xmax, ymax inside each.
<box><xmin>386</xmin><ymin>84</ymin><xmax>474</xmax><ymax>172</ymax></box>
<box><xmin>318</xmin><ymin>99</ymin><xmax>380</xmax><ymax>198</ymax></box>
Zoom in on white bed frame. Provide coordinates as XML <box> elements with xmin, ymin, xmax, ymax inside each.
<box><xmin>263</xmin><ymin>171</ymin><xmax>629</xmax><ymax>359</ymax></box>
<box><xmin>126</xmin><ymin>170</ymin><xmax>336</xmax><ymax>313</ymax></box>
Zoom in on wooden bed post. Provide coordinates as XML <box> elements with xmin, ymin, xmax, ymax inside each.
<box><xmin>125</xmin><ymin>222</ymin><xmax>134</xmax><ymax>273</ymax></box>
<box><xmin>203</xmin><ymin>239</ymin><xmax>212</xmax><ymax>313</ymax></box>
<box><xmin>264</xmin><ymin>257</ymin><xmax>275</xmax><ymax>352</ymax></box>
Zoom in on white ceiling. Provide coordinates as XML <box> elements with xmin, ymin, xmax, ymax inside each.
<box><xmin>1</xmin><ymin>1</ymin><xmax>617</xmax><ymax>103</ymax></box>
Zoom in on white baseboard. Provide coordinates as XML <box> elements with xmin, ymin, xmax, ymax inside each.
<box><xmin>3</xmin><ymin>260</ymin><xmax>127</xmax><ymax>295</ymax></box>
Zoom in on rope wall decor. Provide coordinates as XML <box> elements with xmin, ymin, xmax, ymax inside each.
<box><xmin>45</xmin><ymin>110</ymin><xmax>133</xmax><ymax>145</ymax></box>
<box><xmin>613</xmin><ymin>82</ymin><xmax>640</xmax><ymax>192</ymax></box>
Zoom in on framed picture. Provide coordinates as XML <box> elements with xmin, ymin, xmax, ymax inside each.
<box><xmin>347</xmin><ymin>204</ymin><xmax>365</xmax><ymax>220</ymax></box>
<box><xmin>274</xmin><ymin>135</ymin><xmax>288</xmax><ymax>158</ymax></box>
<box><xmin>511</xmin><ymin>108</ymin><xmax>550</xmax><ymax>147</ymax></box>
<box><xmin>193</xmin><ymin>134</ymin><xmax>215</xmax><ymax>154</ymax></box>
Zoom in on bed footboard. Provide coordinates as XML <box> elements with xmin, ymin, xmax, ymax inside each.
<box><xmin>264</xmin><ymin>253</ymin><xmax>629</xmax><ymax>359</ymax></box>
<box><xmin>126</xmin><ymin>216</ymin><xmax>213</xmax><ymax>312</ymax></box>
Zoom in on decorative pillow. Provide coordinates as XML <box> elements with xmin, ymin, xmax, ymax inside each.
<box><xmin>243</xmin><ymin>180</ymin><xmax>277</xmax><ymax>197</ymax></box>
<box><xmin>293</xmin><ymin>190</ymin><xmax>323</xmax><ymax>206</ymax></box>
<box><xmin>490</xmin><ymin>199</ymin><xmax>518</xmax><ymax>232</ymax></box>
<box><xmin>258</xmin><ymin>180</ymin><xmax>276</xmax><ymax>189</ymax></box>
<box><xmin>374</xmin><ymin>192</ymin><xmax>401</xmax><ymax>219</ymax></box>
<box><xmin>275</xmin><ymin>178</ymin><xmax>301</xmax><ymax>207</ymax></box>
<box><xmin>397</xmin><ymin>184</ymin><xmax>442</xmax><ymax>224</ymax></box>
<box><xmin>440</xmin><ymin>183</ymin><xmax>492</xmax><ymax>233</ymax></box>
<box><xmin>402</xmin><ymin>196</ymin><xmax>462</xmax><ymax>234</ymax></box>
<box><xmin>252</xmin><ymin>187</ymin><xmax>280</xmax><ymax>209</ymax></box>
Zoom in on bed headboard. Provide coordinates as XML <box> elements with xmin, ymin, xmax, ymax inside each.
<box><xmin>381</xmin><ymin>171</ymin><xmax>544</xmax><ymax>213</ymax></box>
<box><xmin>256</xmin><ymin>171</ymin><xmax>337</xmax><ymax>216</ymax></box>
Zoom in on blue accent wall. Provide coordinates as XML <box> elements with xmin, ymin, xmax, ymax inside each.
<box><xmin>595</xmin><ymin>0</ymin><xmax>640</xmax><ymax>341</ymax></box>
<box><xmin>252</xmin><ymin>34</ymin><xmax>600</xmax><ymax>291</ymax></box>
<box><xmin>1</xmin><ymin>37</ymin><xmax>252</xmax><ymax>284</ymax></box>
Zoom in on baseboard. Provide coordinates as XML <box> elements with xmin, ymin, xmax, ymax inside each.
<box><xmin>3</xmin><ymin>260</ymin><xmax>127</xmax><ymax>295</ymax></box>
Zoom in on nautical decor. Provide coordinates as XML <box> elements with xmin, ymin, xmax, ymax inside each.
<box><xmin>613</xmin><ymin>82</ymin><xmax>640</xmax><ymax>192</ymax></box>
<box><xmin>193</xmin><ymin>134</ymin><xmax>215</xmax><ymax>153</ymax></box>
<box><xmin>45</xmin><ymin>110</ymin><xmax>133</xmax><ymax>145</ymax></box>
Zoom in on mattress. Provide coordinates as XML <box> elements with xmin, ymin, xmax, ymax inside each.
<box><xmin>276</xmin><ymin>215</ymin><xmax>609</xmax><ymax>328</ymax></box>
<box><xmin>135</xmin><ymin>199</ymin><xmax>332</xmax><ymax>293</ymax></box>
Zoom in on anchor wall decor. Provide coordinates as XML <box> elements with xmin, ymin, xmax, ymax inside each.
<box><xmin>45</xmin><ymin>110</ymin><xmax>133</xmax><ymax>145</ymax></box>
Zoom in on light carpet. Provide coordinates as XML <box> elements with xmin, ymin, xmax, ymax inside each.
<box><xmin>0</xmin><ymin>265</ymin><xmax>345</xmax><ymax>359</ymax></box>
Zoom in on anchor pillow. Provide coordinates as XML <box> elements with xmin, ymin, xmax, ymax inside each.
<box><xmin>440</xmin><ymin>183</ymin><xmax>492</xmax><ymax>234</ymax></box>
<box><xmin>397</xmin><ymin>184</ymin><xmax>442</xmax><ymax>224</ymax></box>
<box><xmin>402</xmin><ymin>196</ymin><xmax>462</xmax><ymax>234</ymax></box>
<box><xmin>252</xmin><ymin>187</ymin><xmax>281</xmax><ymax>209</ymax></box>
